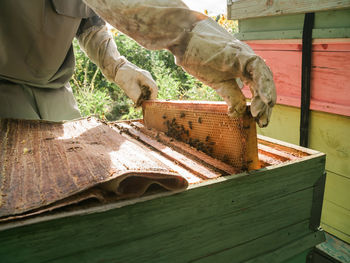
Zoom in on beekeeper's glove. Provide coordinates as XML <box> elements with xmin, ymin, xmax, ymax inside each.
<box><xmin>77</xmin><ymin>25</ymin><xmax>158</xmax><ymax>106</ymax></box>
<box><xmin>179</xmin><ymin>19</ymin><xmax>276</xmax><ymax>127</ymax></box>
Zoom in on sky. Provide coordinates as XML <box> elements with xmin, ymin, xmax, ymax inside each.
<box><xmin>182</xmin><ymin>0</ymin><xmax>227</xmax><ymax>15</ymax></box>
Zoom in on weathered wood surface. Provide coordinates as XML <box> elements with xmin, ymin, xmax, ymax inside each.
<box><xmin>193</xmin><ymin>221</ymin><xmax>314</xmax><ymax>263</ymax></box>
<box><xmin>228</xmin><ymin>0</ymin><xmax>350</xmax><ymax>20</ymax></box>
<box><xmin>241</xmin><ymin>39</ymin><xmax>350</xmax><ymax>117</ymax></box>
<box><xmin>284</xmin><ymin>249</ymin><xmax>311</xmax><ymax>263</ymax></box>
<box><xmin>322</xmin><ymin>201</ymin><xmax>350</xmax><ymax>244</ymax></box>
<box><xmin>0</xmin><ymin>147</ymin><xmax>325</xmax><ymax>263</ymax></box>
<box><xmin>245</xmin><ymin>232</ymin><xmax>325</xmax><ymax>263</ymax></box>
<box><xmin>256</xmin><ymin>104</ymin><xmax>350</xmax><ymax>243</ymax></box>
<box><xmin>317</xmin><ymin>233</ymin><xmax>350</xmax><ymax>263</ymax></box>
<box><xmin>120</xmin><ymin>121</ymin><xmax>238</xmax><ymax>175</ymax></box>
<box><xmin>323</xmin><ymin>172</ymin><xmax>350</xmax><ymax>211</ymax></box>
<box><xmin>234</xmin><ymin>9</ymin><xmax>350</xmax><ymax>40</ymax></box>
<box><xmin>321</xmin><ymin>171</ymin><xmax>350</xmax><ymax>242</ymax></box>
<box><xmin>0</xmin><ymin>118</ymin><xmax>189</xmax><ymax>220</ymax></box>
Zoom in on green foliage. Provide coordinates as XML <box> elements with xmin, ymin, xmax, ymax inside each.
<box><xmin>70</xmin><ymin>32</ymin><xmax>222</xmax><ymax>121</ymax></box>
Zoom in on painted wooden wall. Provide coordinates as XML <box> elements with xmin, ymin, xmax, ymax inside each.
<box><xmin>233</xmin><ymin>9</ymin><xmax>350</xmax><ymax>40</ymax></box>
<box><xmin>255</xmin><ymin>105</ymin><xmax>350</xmax><ymax>244</ymax></box>
<box><xmin>228</xmin><ymin>0</ymin><xmax>350</xmax><ymax>20</ymax></box>
<box><xmin>230</xmin><ymin>7</ymin><xmax>350</xmax><ymax>244</ymax></box>
<box><xmin>250</xmin><ymin>43</ymin><xmax>350</xmax><ymax>243</ymax></box>
<box><xmin>242</xmin><ymin>39</ymin><xmax>350</xmax><ymax>117</ymax></box>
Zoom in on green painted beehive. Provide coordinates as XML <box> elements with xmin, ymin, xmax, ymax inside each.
<box><xmin>0</xmin><ymin>117</ymin><xmax>325</xmax><ymax>263</ymax></box>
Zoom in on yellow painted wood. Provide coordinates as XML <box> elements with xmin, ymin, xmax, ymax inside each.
<box><xmin>227</xmin><ymin>0</ymin><xmax>350</xmax><ymax>20</ymax></box>
<box><xmin>309</xmin><ymin>111</ymin><xmax>350</xmax><ymax>179</ymax></box>
<box><xmin>257</xmin><ymin>104</ymin><xmax>350</xmax><ymax>242</ymax></box>
<box><xmin>257</xmin><ymin>104</ymin><xmax>300</xmax><ymax>145</ymax></box>
<box><xmin>321</xmin><ymin>171</ymin><xmax>350</xmax><ymax>243</ymax></box>
<box><xmin>258</xmin><ymin>105</ymin><xmax>350</xmax><ymax>178</ymax></box>
<box><xmin>323</xmin><ymin>171</ymin><xmax>350</xmax><ymax>211</ymax></box>
<box><xmin>321</xmin><ymin>200</ymin><xmax>350</xmax><ymax>244</ymax></box>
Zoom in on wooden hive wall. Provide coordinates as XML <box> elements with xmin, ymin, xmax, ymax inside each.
<box><xmin>258</xmin><ymin>105</ymin><xmax>350</xmax><ymax>244</ymax></box>
<box><xmin>228</xmin><ymin>3</ymin><xmax>350</xmax><ymax>243</ymax></box>
<box><xmin>0</xmin><ymin>145</ymin><xmax>325</xmax><ymax>262</ymax></box>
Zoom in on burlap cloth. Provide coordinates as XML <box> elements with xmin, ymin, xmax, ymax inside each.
<box><xmin>0</xmin><ymin>118</ymin><xmax>188</xmax><ymax>222</ymax></box>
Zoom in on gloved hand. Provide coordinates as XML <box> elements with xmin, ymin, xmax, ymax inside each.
<box><xmin>179</xmin><ymin>19</ymin><xmax>276</xmax><ymax>127</ymax></box>
<box><xmin>114</xmin><ymin>61</ymin><xmax>158</xmax><ymax>106</ymax></box>
<box><xmin>81</xmin><ymin>0</ymin><xmax>275</xmax><ymax>126</ymax></box>
<box><xmin>77</xmin><ymin>25</ymin><xmax>158</xmax><ymax>106</ymax></box>
<box><xmin>245</xmin><ymin>56</ymin><xmax>276</xmax><ymax>127</ymax></box>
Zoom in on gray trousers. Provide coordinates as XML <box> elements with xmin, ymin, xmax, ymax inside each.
<box><xmin>0</xmin><ymin>79</ymin><xmax>81</xmax><ymax>121</ymax></box>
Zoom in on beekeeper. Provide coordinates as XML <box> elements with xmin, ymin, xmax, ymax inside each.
<box><xmin>0</xmin><ymin>0</ymin><xmax>276</xmax><ymax>127</ymax></box>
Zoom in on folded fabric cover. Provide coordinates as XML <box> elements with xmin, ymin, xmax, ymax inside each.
<box><xmin>0</xmin><ymin>118</ymin><xmax>188</xmax><ymax>221</ymax></box>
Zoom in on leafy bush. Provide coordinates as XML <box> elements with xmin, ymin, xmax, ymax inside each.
<box><xmin>71</xmin><ymin>16</ymin><xmax>236</xmax><ymax>120</ymax></box>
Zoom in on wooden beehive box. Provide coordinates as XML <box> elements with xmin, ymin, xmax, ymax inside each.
<box><xmin>0</xmin><ymin>109</ymin><xmax>325</xmax><ymax>263</ymax></box>
<box><xmin>228</xmin><ymin>0</ymin><xmax>350</xmax><ymax>252</ymax></box>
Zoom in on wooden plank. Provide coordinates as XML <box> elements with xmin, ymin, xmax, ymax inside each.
<box><xmin>320</xmin><ymin>225</ymin><xmax>350</xmax><ymax>249</ymax></box>
<box><xmin>234</xmin><ymin>9</ymin><xmax>350</xmax><ymax>40</ymax></box>
<box><xmin>1</xmin><ymin>190</ymin><xmax>314</xmax><ymax>263</ymax></box>
<box><xmin>244</xmin><ymin>231</ymin><xmax>325</xmax><ymax>263</ymax></box>
<box><xmin>317</xmin><ymin>233</ymin><xmax>350</xmax><ymax>263</ymax></box>
<box><xmin>283</xmin><ymin>249</ymin><xmax>311</xmax><ymax>263</ymax></box>
<box><xmin>241</xmin><ymin>40</ymin><xmax>350</xmax><ymax>117</ymax></box>
<box><xmin>114</xmin><ymin>122</ymin><xmax>223</xmax><ymax>180</ymax></box>
<box><xmin>192</xmin><ymin>221</ymin><xmax>315</xmax><ymax>263</ymax></box>
<box><xmin>53</xmin><ymin>191</ymin><xmax>316</xmax><ymax>263</ymax></box>
<box><xmin>310</xmin><ymin>173</ymin><xmax>326</xmax><ymax>231</ymax></box>
<box><xmin>246</xmin><ymin>39</ymin><xmax>350</xmax><ymax>51</ymax></box>
<box><xmin>321</xmin><ymin>200</ymin><xmax>350</xmax><ymax>244</ymax></box>
<box><xmin>236</xmin><ymin>9</ymin><xmax>350</xmax><ymax>32</ymax></box>
<box><xmin>235</xmin><ymin>28</ymin><xmax>350</xmax><ymax>40</ymax></box>
<box><xmin>128</xmin><ymin>122</ymin><xmax>238</xmax><ymax>175</ymax></box>
<box><xmin>320</xmin><ymin>171</ymin><xmax>350</xmax><ymax>243</ymax></box>
<box><xmin>0</xmin><ymin>155</ymin><xmax>324</xmax><ymax>262</ymax></box>
<box><xmin>309</xmin><ymin>111</ymin><xmax>350</xmax><ymax>179</ymax></box>
<box><xmin>228</xmin><ymin>0</ymin><xmax>350</xmax><ymax>20</ymax></box>
<box><xmin>323</xmin><ymin>171</ymin><xmax>350</xmax><ymax>211</ymax></box>
<box><xmin>238</xmin><ymin>13</ymin><xmax>303</xmax><ymax>33</ymax></box>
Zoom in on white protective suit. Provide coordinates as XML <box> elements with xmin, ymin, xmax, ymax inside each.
<box><xmin>82</xmin><ymin>0</ymin><xmax>277</xmax><ymax>127</ymax></box>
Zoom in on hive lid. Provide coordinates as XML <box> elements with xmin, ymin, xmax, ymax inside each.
<box><xmin>0</xmin><ymin>118</ymin><xmax>188</xmax><ymax>221</ymax></box>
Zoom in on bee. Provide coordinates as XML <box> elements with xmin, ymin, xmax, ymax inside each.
<box><xmin>188</xmin><ymin>121</ymin><xmax>193</xmax><ymax>129</ymax></box>
<box><xmin>222</xmin><ymin>154</ymin><xmax>230</xmax><ymax>164</ymax></box>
